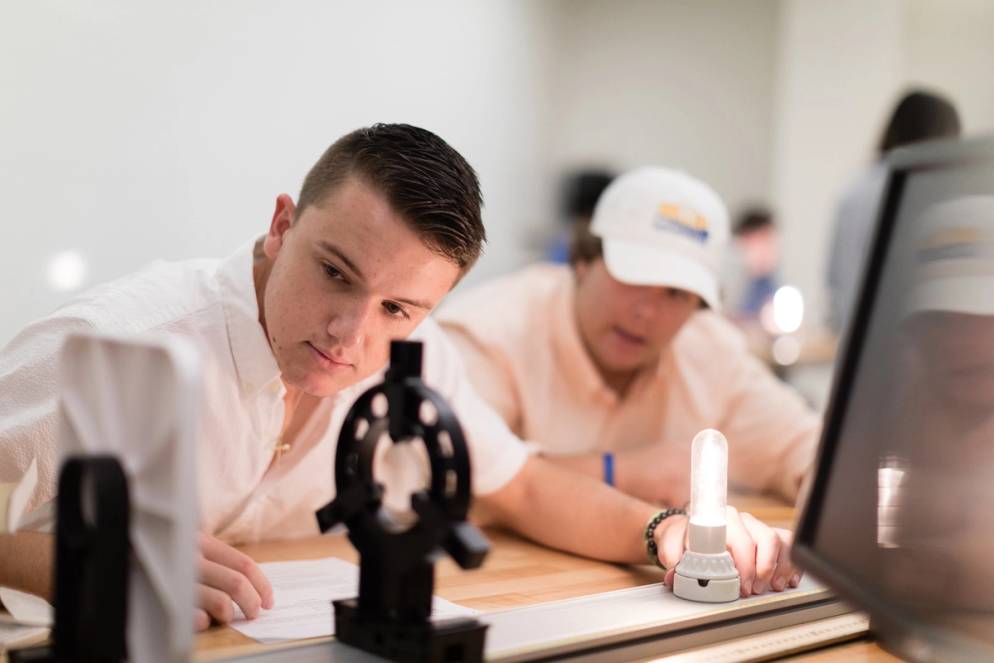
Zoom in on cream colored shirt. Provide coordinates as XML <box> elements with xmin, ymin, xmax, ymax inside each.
<box><xmin>437</xmin><ymin>264</ymin><xmax>819</xmax><ymax>499</ymax></box>
<box><xmin>0</xmin><ymin>242</ymin><xmax>526</xmax><ymax>544</ymax></box>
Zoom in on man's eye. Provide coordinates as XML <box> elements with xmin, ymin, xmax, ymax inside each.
<box><xmin>383</xmin><ymin>302</ymin><xmax>409</xmax><ymax>319</ymax></box>
<box><xmin>323</xmin><ymin>263</ymin><xmax>345</xmax><ymax>281</ymax></box>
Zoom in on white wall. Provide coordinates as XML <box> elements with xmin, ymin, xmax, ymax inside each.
<box><xmin>5</xmin><ymin>1</ymin><xmax>994</xmax><ymax>346</ymax></box>
<box><xmin>0</xmin><ymin>1</ymin><xmax>558</xmax><ymax>344</ymax></box>
<box><xmin>769</xmin><ymin>0</ymin><xmax>905</xmax><ymax>327</ymax></box>
<box><xmin>904</xmin><ymin>0</ymin><xmax>994</xmax><ymax>136</ymax></box>
<box><xmin>545</xmin><ymin>0</ymin><xmax>782</xmax><ymax>216</ymax></box>
<box><xmin>770</xmin><ymin>0</ymin><xmax>994</xmax><ymax>328</ymax></box>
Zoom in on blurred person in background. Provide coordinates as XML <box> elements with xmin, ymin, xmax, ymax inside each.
<box><xmin>827</xmin><ymin>89</ymin><xmax>961</xmax><ymax>336</ymax></box>
<box><xmin>722</xmin><ymin>206</ymin><xmax>781</xmax><ymax>322</ymax></box>
<box><xmin>439</xmin><ymin>167</ymin><xmax>819</xmax><ymax>507</ymax></box>
<box><xmin>545</xmin><ymin>169</ymin><xmax>615</xmax><ymax>263</ymax></box>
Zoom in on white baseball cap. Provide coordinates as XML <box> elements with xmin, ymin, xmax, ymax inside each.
<box><xmin>590</xmin><ymin>166</ymin><xmax>730</xmax><ymax>310</ymax></box>
<box><xmin>906</xmin><ymin>195</ymin><xmax>994</xmax><ymax>316</ymax></box>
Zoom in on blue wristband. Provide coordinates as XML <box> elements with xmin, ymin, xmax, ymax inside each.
<box><xmin>602</xmin><ymin>452</ymin><xmax>615</xmax><ymax>487</ymax></box>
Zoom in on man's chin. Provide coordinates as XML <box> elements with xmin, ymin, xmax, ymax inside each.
<box><xmin>601</xmin><ymin>352</ymin><xmax>656</xmax><ymax>375</ymax></box>
<box><xmin>286</xmin><ymin>371</ymin><xmax>356</xmax><ymax>398</ymax></box>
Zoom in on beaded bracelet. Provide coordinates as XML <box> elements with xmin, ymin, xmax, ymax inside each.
<box><xmin>644</xmin><ymin>507</ymin><xmax>687</xmax><ymax>570</ymax></box>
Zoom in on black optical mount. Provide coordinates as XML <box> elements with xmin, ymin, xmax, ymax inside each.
<box><xmin>9</xmin><ymin>456</ymin><xmax>130</xmax><ymax>663</ymax></box>
<box><xmin>315</xmin><ymin>340</ymin><xmax>490</xmax><ymax>663</ymax></box>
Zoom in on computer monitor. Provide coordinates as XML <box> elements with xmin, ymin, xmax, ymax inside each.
<box><xmin>794</xmin><ymin>135</ymin><xmax>994</xmax><ymax>663</ymax></box>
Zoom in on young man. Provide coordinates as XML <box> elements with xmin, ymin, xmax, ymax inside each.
<box><xmin>438</xmin><ymin>167</ymin><xmax>819</xmax><ymax>507</ymax></box>
<box><xmin>0</xmin><ymin>127</ymin><xmax>800</xmax><ymax>632</ymax></box>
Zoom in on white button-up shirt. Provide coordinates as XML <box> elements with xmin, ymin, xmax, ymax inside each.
<box><xmin>0</xmin><ymin>241</ymin><xmax>527</xmax><ymax>544</ymax></box>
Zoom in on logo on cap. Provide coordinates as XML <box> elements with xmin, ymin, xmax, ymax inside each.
<box><xmin>917</xmin><ymin>227</ymin><xmax>994</xmax><ymax>263</ymax></box>
<box><xmin>653</xmin><ymin>202</ymin><xmax>710</xmax><ymax>244</ymax></box>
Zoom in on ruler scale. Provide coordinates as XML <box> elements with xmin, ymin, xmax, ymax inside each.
<box><xmin>651</xmin><ymin>613</ymin><xmax>871</xmax><ymax>662</ymax></box>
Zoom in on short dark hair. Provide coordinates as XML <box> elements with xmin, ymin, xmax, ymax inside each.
<box><xmin>561</xmin><ymin>169</ymin><xmax>615</xmax><ymax>221</ymax></box>
<box><xmin>879</xmin><ymin>90</ymin><xmax>961</xmax><ymax>155</ymax></box>
<box><xmin>298</xmin><ymin>123</ymin><xmax>485</xmax><ymax>272</ymax></box>
<box><xmin>733</xmin><ymin>206</ymin><xmax>775</xmax><ymax>237</ymax></box>
<box><xmin>568</xmin><ymin>219</ymin><xmax>602</xmax><ymax>266</ymax></box>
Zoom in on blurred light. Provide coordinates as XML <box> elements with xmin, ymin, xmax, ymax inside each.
<box><xmin>772</xmin><ymin>335</ymin><xmax>801</xmax><ymax>366</ymax></box>
<box><xmin>772</xmin><ymin>285</ymin><xmax>804</xmax><ymax>334</ymax></box>
<box><xmin>46</xmin><ymin>250</ymin><xmax>88</xmax><ymax>292</ymax></box>
<box><xmin>877</xmin><ymin>455</ymin><xmax>908</xmax><ymax>549</ymax></box>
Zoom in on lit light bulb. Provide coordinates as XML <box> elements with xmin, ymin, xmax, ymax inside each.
<box><xmin>772</xmin><ymin>285</ymin><xmax>804</xmax><ymax>334</ymax></box>
<box><xmin>674</xmin><ymin>429</ymin><xmax>741</xmax><ymax>602</ymax></box>
<box><xmin>690</xmin><ymin>429</ymin><xmax>728</xmax><ymax>527</ymax></box>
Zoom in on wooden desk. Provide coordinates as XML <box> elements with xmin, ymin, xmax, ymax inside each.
<box><xmin>793</xmin><ymin>641</ymin><xmax>904</xmax><ymax>662</ymax></box>
<box><xmin>194</xmin><ymin>495</ymin><xmax>902</xmax><ymax>662</ymax></box>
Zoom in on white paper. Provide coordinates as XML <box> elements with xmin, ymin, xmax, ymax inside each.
<box><xmin>0</xmin><ymin>460</ymin><xmax>59</xmax><ymax>630</ymax></box>
<box><xmin>0</xmin><ymin>457</ymin><xmax>38</xmax><ymax>534</ymax></box>
<box><xmin>0</xmin><ymin>484</ymin><xmax>15</xmax><ymax>534</ymax></box>
<box><xmin>0</xmin><ymin>617</ymin><xmax>49</xmax><ymax>648</ymax></box>
<box><xmin>230</xmin><ymin>557</ymin><xmax>478</xmax><ymax>644</ymax></box>
<box><xmin>0</xmin><ymin>588</ymin><xmax>53</xmax><ymax>627</ymax></box>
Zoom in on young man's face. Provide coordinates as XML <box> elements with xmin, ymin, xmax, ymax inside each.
<box><xmin>574</xmin><ymin>258</ymin><xmax>700</xmax><ymax>377</ymax></box>
<box><xmin>259</xmin><ymin>176</ymin><xmax>461</xmax><ymax>397</ymax></box>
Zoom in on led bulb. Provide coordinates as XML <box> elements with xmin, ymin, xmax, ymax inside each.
<box><xmin>690</xmin><ymin>429</ymin><xmax>728</xmax><ymax>528</ymax></box>
<box><xmin>772</xmin><ymin>285</ymin><xmax>804</xmax><ymax>334</ymax></box>
<box><xmin>674</xmin><ymin>428</ymin><xmax>740</xmax><ymax>603</ymax></box>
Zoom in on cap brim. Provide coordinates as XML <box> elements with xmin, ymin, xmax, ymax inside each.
<box><xmin>905</xmin><ymin>276</ymin><xmax>994</xmax><ymax>317</ymax></box>
<box><xmin>602</xmin><ymin>238</ymin><xmax>721</xmax><ymax>311</ymax></box>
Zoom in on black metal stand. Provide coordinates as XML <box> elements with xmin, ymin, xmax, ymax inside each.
<box><xmin>332</xmin><ymin>600</ymin><xmax>487</xmax><ymax>663</ymax></box>
<box><xmin>315</xmin><ymin>340</ymin><xmax>490</xmax><ymax>663</ymax></box>
<box><xmin>9</xmin><ymin>455</ymin><xmax>130</xmax><ymax>663</ymax></box>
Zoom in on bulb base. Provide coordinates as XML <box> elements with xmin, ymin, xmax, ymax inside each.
<box><xmin>674</xmin><ymin>572</ymin><xmax>740</xmax><ymax>603</ymax></box>
<box><xmin>688</xmin><ymin>523</ymin><xmax>726</xmax><ymax>554</ymax></box>
<box><xmin>673</xmin><ymin>550</ymin><xmax>740</xmax><ymax>603</ymax></box>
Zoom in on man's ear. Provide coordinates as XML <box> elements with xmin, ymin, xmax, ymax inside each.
<box><xmin>263</xmin><ymin>194</ymin><xmax>298</xmax><ymax>259</ymax></box>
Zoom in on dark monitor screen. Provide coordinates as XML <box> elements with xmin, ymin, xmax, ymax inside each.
<box><xmin>795</xmin><ymin>136</ymin><xmax>994</xmax><ymax>663</ymax></box>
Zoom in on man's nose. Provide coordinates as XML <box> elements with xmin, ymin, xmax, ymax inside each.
<box><xmin>327</xmin><ymin>299</ymin><xmax>374</xmax><ymax>348</ymax></box>
<box><xmin>630</xmin><ymin>285</ymin><xmax>661</xmax><ymax>320</ymax></box>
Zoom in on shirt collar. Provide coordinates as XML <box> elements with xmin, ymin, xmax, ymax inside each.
<box><xmin>217</xmin><ymin>239</ymin><xmax>284</xmax><ymax>398</ymax></box>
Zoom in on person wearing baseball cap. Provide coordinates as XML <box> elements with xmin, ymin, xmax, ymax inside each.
<box><xmin>438</xmin><ymin>167</ymin><xmax>819</xmax><ymax>506</ymax></box>
<box><xmin>593</xmin><ymin>167</ymin><xmax>728</xmax><ymax>309</ymax></box>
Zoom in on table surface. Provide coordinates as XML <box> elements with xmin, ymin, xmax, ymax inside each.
<box><xmin>194</xmin><ymin>494</ymin><xmax>904</xmax><ymax>662</ymax></box>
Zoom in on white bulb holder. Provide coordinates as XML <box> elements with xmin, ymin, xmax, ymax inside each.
<box><xmin>674</xmin><ymin>429</ymin><xmax>740</xmax><ymax>603</ymax></box>
<box><xmin>673</xmin><ymin>529</ymin><xmax>740</xmax><ymax>602</ymax></box>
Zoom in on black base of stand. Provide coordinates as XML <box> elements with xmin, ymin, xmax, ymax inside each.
<box><xmin>7</xmin><ymin>645</ymin><xmax>54</xmax><ymax>663</ymax></box>
<box><xmin>334</xmin><ymin>599</ymin><xmax>487</xmax><ymax>663</ymax></box>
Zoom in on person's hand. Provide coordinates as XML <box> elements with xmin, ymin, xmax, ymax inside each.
<box><xmin>195</xmin><ymin>533</ymin><xmax>274</xmax><ymax>631</ymax></box>
<box><xmin>653</xmin><ymin>506</ymin><xmax>802</xmax><ymax>597</ymax></box>
<box><xmin>618</xmin><ymin>443</ymin><xmax>691</xmax><ymax>507</ymax></box>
